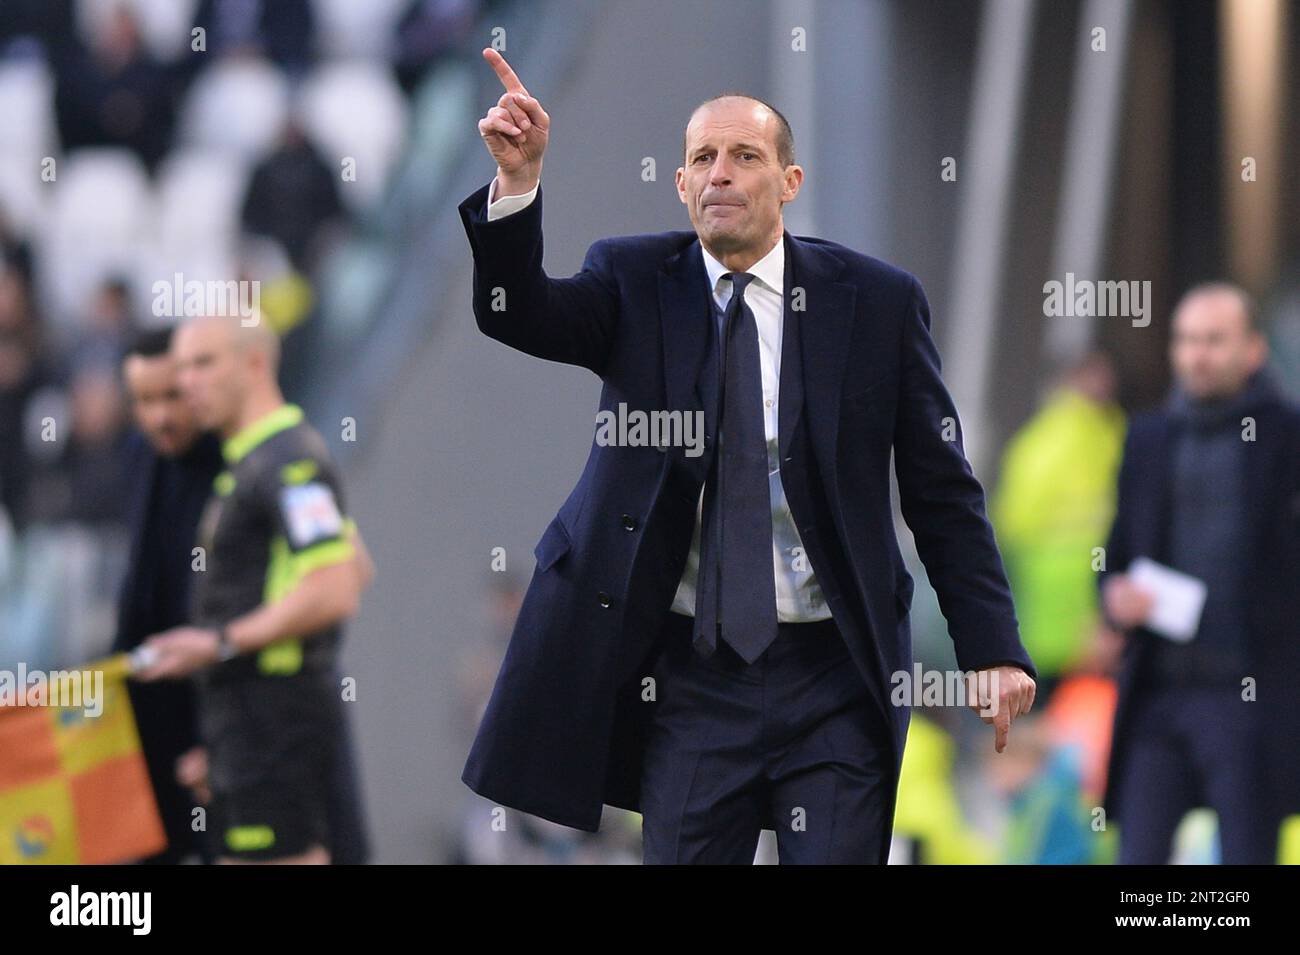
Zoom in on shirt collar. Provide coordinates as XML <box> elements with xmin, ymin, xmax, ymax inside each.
<box><xmin>699</xmin><ymin>233</ymin><xmax>785</xmax><ymax>302</ymax></box>
<box><xmin>222</xmin><ymin>403</ymin><xmax>303</xmax><ymax>464</ymax></box>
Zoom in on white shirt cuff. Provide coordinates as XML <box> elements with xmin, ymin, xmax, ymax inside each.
<box><xmin>486</xmin><ymin>176</ymin><xmax>540</xmax><ymax>220</ymax></box>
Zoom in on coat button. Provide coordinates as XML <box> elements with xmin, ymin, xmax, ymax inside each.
<box><xmin>597</xmin><ymin>591</ymin><xmax>613</xmax><ymax>608</ymax></box>
<box><xmin>621</xmin><ymin>513</ymin><xmax>637</xmax><ymax>531</ymax></box>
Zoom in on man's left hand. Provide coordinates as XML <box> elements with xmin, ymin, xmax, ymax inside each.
<box><xmin>133</xmin><ymin>627</ymin><xmax>220</xmax><ymax>681</ymax></box>
<box><xmin>966</xmin><ymin>665</ymin><xmax>1036</xmax><ymax>753</ymax></box>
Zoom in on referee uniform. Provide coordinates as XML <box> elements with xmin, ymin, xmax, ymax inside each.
<box><xmin>192</xmin><ymin>403</ymin><xmax>355</xmax><ymax>861</ymax></box>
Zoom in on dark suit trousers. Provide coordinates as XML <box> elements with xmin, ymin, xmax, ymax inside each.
<box><xmin>1114</xmin><ymin>684</ymin><xmax>1276</xmax><ymax>864</ymax></box>
<box><xmin>641</xmin><ymin>610</ymin><xmax>893</xmax><ymax>864</ymax></box>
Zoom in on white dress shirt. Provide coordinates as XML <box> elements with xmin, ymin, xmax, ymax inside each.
<box><xmin>485</xmin><ymin>176</ymin><xmax>830</xmax><ymax>621</ymax></box>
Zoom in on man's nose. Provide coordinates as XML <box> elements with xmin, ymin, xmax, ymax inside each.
<box><xmin>708</xmin><ymin>157</ymin><xmax>732</xmax><ymax>183</ymax></box>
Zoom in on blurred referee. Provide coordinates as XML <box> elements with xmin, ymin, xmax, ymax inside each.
<box><xmin>136</xmin><ymin>314</ymin><xmax>371</xmax><ymax>865</ymax></box>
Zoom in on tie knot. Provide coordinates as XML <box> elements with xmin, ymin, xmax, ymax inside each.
<box><xmin>722</xmin><ymin>271</ymin><xmax>756</xmax><ymax>305</ymax></box>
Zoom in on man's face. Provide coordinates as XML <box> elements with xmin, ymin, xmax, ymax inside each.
<box><xmin>173</xmin><ymin>319</ymin><xmax>245</xmax><ymax>434</ymax></box>
<box><xmin>123</xmin><ymin>353</ymin><xmax>199</xmax><ymax>457</ymax></box>
<box><xmin>1169</xmin><ymin>291</ymin><xmax>1266</xmax><ymax>400</ymax></box>
<box><xmin>676</xmin><ymin>98</ymin><xmax>801</xmax><ymax>258</ymax></box>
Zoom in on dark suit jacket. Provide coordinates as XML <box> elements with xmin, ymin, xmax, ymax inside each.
<box><xmin>114</xmin><ymin>430</ymin><xmax>222</xmax><ymax>862</ymax></box>
<box><xmin>1098</xmin><ymin>371</ymin><xmax>1300</xmax><ymax>826</ymax></box>
<box><xmin>458</xmin><ymin>182</ymin><xmax>1036</xmax><ymax>855</ymax></box>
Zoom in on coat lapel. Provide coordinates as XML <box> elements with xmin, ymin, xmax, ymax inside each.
<box><xmin>657</xmin><ymin>240</ymin><xmax>712</xmax><ymax>481</ymax></box>
<box><xmin>781</xmin><ymin>232</ymin><xmax>856</xmax><ymax>463</ymax></box>
<box><xmin>657</xmin><ymin>229</ymin><xmax>858</xmax><ymax>471</ymax></box>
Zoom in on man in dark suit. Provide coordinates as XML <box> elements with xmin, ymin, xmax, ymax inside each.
<box><xmin>460</xmin><ymin>49</ymin><xmax>1037</xmax><ymax>864</ymax></box>
<box><xmin>116</xmin><ymin>327</ymin><xmax>223</xmax><ymax>863</ymax></box>
<box><xmin>1098</xmin><ymin>283</ymin><xmax>1300</xmax><ymax>864</ymax></box>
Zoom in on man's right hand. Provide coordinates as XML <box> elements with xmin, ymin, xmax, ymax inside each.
<box><xmin>477</xmin><ymin>48</ymin><xmax>549</xmax><ymax>197</ymax></box>
<box><xmin>1102</xmin><ymin>573</ymin><xmax>1155</xmax><ymax>629</ymax></box>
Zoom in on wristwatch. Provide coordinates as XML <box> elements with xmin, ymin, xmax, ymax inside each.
<box><xmin>213</xmin><ymin>626</ymin><xmax>238</xmax><ymax>663</ymax></box>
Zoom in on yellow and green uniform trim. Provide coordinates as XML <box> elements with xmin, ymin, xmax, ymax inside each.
<box><xmin>218</xmin><ymin>404</ymin><xmax>358</xmax><ymax>675</ymax></box>
<box><xmin>225</xmin><ymin>825</ymin><xmax>276</xmax><ymax>853</ymax></box>
<box><xmin>222</xmin><ymin>403</ymin><xmax>305</xmax><ymax>465</ymax></box>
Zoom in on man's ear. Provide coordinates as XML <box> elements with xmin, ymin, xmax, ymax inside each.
<box><xmin>782</xmin><ymin>164</ymin><xmax>804</xmax><ymax>202</ymax></box>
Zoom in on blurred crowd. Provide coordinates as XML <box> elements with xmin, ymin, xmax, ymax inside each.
<box><xmin>0</xmin><ymin>0</ymin><xmax>486</xmax><ymax>668</ymax></box>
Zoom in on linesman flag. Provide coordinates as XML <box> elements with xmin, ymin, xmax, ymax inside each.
<box><xmin>0</xmin><ymin>654</ymin><xmax>166</xmax><ymax>864</ymax></box>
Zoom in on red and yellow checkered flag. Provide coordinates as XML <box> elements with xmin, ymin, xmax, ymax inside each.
<box><xmin>0</xmin><ymin>655</ymin><xmax>166</xmax><ymax>864</ymax></box>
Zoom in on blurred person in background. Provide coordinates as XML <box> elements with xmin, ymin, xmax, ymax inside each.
<box><xmin>1</xmin><ymin>261</ymin><xmax>133</xmax><ymax>669</ymax></box>
<box><xmin>1098</xmin><ymin>282</ymin><xmax>1300</xmax><ymax>864</ymax></box>
<box><xmin>991</xmin><ymin>350</ymin><xmax>1126</xmax><ymax>703</ymax></box>
<box><xmin>986</xmin><ymin>713</ymin><xmax>1104</xmax><ymax>865</ymax></box>
<box><xmin>890</xmin><ymin>712</ymin><xmax>998</xmax><ymax>865</ymax></box>
<box><xmin>52</xmin><ymin>1</ymin><xmax>176</xmax><ymax>171</ymax></box>
<box><xmin>190</xmin><ymin>0</ymin><xmax>315</xmax><ymax>78</ymax></box>
<box><xmin>115</xmin><ymin>326</ymin><xmax>223</xmax><ymax>863</ymax></box>
<box><xmin>71</xmin><ymin>276</ymin><xmax>135</xmax><ymax>372</ymax></box>
<box><xmin>0</xmin><ymin>263</ymin><xmax>49</xmax><ymax>530</ymax></box>
<box><xmin>392</xmin><ymin>0</ymin><xmax>481</xmax><ymax>94</ymax></box>
<box><xmin>135</xmin><ymin>314</ymin><xmax>372</xmax><ymax>864</ymax></box>
<box><xmin>240</xmin><ymin>120</ymin><xmax>345</xmax><ymax>276</ymax></box>
<box><xmin>24</xmin><ymin>362</ymin><xmax>132</xmax><ymax>527</ymax></box>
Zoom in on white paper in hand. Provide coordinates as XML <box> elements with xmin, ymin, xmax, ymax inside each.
<box><xmin>1127</xmin><ymin>557</ymin><xmax>1207</xmax><ymax>642</ymax></box>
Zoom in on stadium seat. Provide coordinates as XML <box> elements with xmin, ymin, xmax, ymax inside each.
<box><xmin>36</xmin><ymin>148</ymin><xmax>152</xmax><ymax>324</ymax></box>
<box><xmin>310</xmin><ymin>0</ymin><xmax>410</xmax><ymax>58</ymax></box>
<box><xmin>0</xmin><ymin>59</ymin><xmax>59</xmax><ymax>160</ymax></box>
<box><xmin>296</xmin><ymin>62</ymin><xmax>408</xmax><ymax>212</ymax></box>
<box><xmin>179</xmin><ymin>56</ymin><xmax>291</xmax><ymax>162</ymax></box>
<box><xmin>0</xmin><ymin>154</ymin><xmax>48</xmax><ymax>238</ymax></box>
<box><xmin>132</xmin><ymin>149</ymin><xmax>249</xmax><ymax>316</ymax></box>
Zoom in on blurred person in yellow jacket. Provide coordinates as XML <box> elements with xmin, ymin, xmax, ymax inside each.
<box><xmin>992</xmin><ymin>352</ymin><xmax>1125</xmax><ymax>702</ymax></box>
<box><xmin>892</xmin><ymin>713</ymin><xmax>997</xmax><ymax>864</ymax></box>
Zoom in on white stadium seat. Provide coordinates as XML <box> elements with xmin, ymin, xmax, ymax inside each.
<box><xmin>296</xmin><ymin>61</ymin><xmax>408</xmax><ymax>212</ymax></box>
<box><xmin>36</xmin><ymin>148</ymin><xmax>153</xmax><ymax>324</ymax></box>
<box><xmin>154</xmin><ymin>148</ymin><xmax>248</xmax><ymax>255</ymax></box>
<box><xmin>137</xmin><ymin>149</ymin><xmax>249</xmax><ymax>313</ymax></box>
<box><xmin>310</xmin><ymin>0</ymin><xmax>409</xmax><ymax>59</ymax></box>
<box><xmin>0</xmin><ymin>154</ymin><xmax>48</xmax><ymax>238</ymax></box>
<box><xmin>0</xmin><ymin>60</ymin><xmax>59</xmax><ymax>159</ymax></box>
<box><xmin>179</xmin><ymin>56</ymin><xmax>291</xmax><ymax>161</ymax></box>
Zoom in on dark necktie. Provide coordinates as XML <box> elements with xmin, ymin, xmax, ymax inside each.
<box><xmin>693</xmin><ymin>271</ymin><xmax>779</xmax><ymax>663</ymax></box>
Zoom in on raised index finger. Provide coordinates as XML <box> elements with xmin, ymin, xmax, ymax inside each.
<box><xmin>483</xmin><ymin>48</ymin><xmax>527</xmax><ymax>95</ymax></box>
